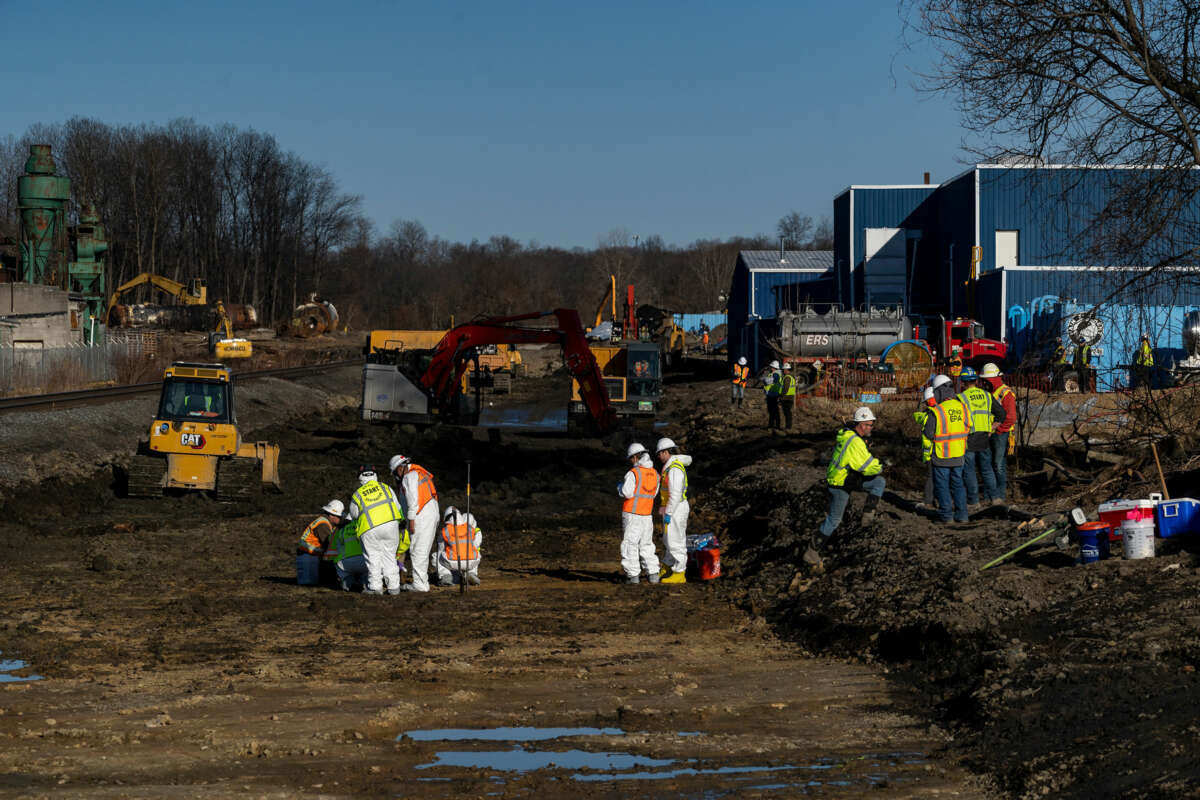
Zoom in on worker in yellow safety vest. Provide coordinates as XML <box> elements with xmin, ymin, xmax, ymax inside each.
<box><xmin>805</xmin><ymin>407</ymin><xmax>886</xmax><ymax>567</ymax></box>
<box><xmin>617</xmin><ymin>442</ymin><xmax>661</xmax><ymax>584</ymax></box>
<box><xmin>436</xmin><ymin>506</ymin><xmax>482</xmax><ymax>586</ymax></box>
<box><xmin>655</xmin><ymin>437</ymin><xmax>693</xmax><ymax>583</ymax></box>
<box><xmin>922</xmin><ymin>375</ymin><xmax>970</xmax><ymax>524</ymax></box>
<box><xmin>780</xmin><ymin>363</ymin><xmax>797</xmax><ymax>430</ymax></box>
<box><xmin>1134</xmin><ymin>334</ymin><xmax>1155</xmax><ymax>389</ymax></box>
<box><xmin>762</xmin><ymin>360</ymin><xmax>783</xmax><ymax>430</ymax></box>
<box><xmin>1073</xmin><ymin>341</ymin><xmax>1093</xmax><ymax>392</ymax></box>
<box><xmin>956</xmin><ymin>367</ymin><xmax>1006</xmax><ymax>509</ymax></box>
<box><xmin>731</xmin><ymin>357</ymin><xmax>749</xmax><ymax>407</ymax></box>
<box><xmin>345</xmin><ymin>468</ymin><xmax>405</xmax><ymax>595</ymax></box>
<box><xmin>913</xmin><ymin>386</ymin><xmax>938</xmax><ymax>510</ymax></box>
<box><xmin>390</xmin><ymin>454</ymin><xmax>440</xmax><ymax>592</ymax></box>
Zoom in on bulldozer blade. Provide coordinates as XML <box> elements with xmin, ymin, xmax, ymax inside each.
<box><xmin>235</xmin><ymin>441</ymin><xmax>282</xmax><ymax>491</ymax></box>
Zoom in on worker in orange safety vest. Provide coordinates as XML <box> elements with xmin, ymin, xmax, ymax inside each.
<box><xmin>617</xmin><ymin>442</ymin><xmax>661</xmax><ymax>585</ymax></box>
<box><xmin>731</xmin><ymin>356</ymin><xmax>749</xmax><ymax>407</ymax></box>
<box><xmin>436</xmin><ymin>506</ymin><xmax>482</xmax><ymax>586</ymax></box>
<box><xmin>297</xmin><ymin>498</ymin><xmax>343</xmax><ymax>586</ymax></box>
<box><xmin>390</xmin><ymin>454</ymin><xmax>440</xmax><ymax>592</ymax></box>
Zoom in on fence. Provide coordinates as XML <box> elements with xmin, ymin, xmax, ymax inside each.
<box><xmin>0</xmin><ymin>333</ymin><xmax>160</xmax><ymax>396</ymax></box>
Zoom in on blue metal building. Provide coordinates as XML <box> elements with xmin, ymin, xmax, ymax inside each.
<box><xmin>726</xmin><ymin>250</ymin><xmax>833</xmax><ymax>371</ymax></box>
<box><xmin>832</xmin><ymin>165</ymin><xmax>1200</xmax><ymax>388</ymax></box>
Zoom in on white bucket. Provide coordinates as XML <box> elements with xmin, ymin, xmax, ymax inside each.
<box><xmin>1121</xmin><ymin>519</ymin><xmax>1156</xmax><ymax>560</ymax></box>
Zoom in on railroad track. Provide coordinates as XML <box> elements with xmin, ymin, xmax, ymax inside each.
<box><xmin>0</xmin><ymin>359</ymin><xmax>361</xmax><ymax>413</ymax></box>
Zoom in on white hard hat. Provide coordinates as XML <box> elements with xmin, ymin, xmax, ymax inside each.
<box><xmin>931</xmin><ymin>374</ymin><xmax>952</xmax><ymax>389</ymax></box>
<box><xmin>627</xmin><ymin>442</ymin><xmax>646</xmax><ymax>458</ymax></box>
<box><xmin>922</xmin><ymin>386</ymin><xmax>935</xmax><ymax>402</ymax></box>
<box><xmin>980</xmin><ymin>363</ymin><xmax>1002</xmax><ymax>378</ymax></box>
<box><xmin>388</xmin><ymin>454</ymin><xmax>410</xmax><ymax>472</ymax></box>
<box><xmin>853</xmin><ymin>406</ymin><xmax>876</xmax><ymax>423</ymax></box>
<box><xmin>358</xmin><ymin>470</ymin><xmax>377</xmax><ymax>485</ymax></box>
<box><xmin>443</xmin><ymin>505</ymin><xmax>458</xmax><ymax>521</ymax></box>
<box><xmin>782</xmin><ymin>362</ymin><xmax>792</xmax><ymax>370</ymax></box>
<box><xmin>737</xmin><ymin>356</ymin><xmax>747</xmax><ymax>365</ymax></box>
<box><xmin>655</xmin><ymin>437</ymin><xmax>676</xmax><ymax>453</ymax></box>
<box><xmin>322</xmin><ymin>499</ymin><xmax>345</xmax><ymax>516</ymax></box>
<box><xmin>769</xmin><ymin>360</ymin><xmax>780</xmax><ymax>369</ymax></box>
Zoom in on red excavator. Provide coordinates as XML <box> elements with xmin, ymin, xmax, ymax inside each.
<box><xmin>361</xmin><ymin>308</ymin><xmax>617</xmax><ymax>433</ymax></box>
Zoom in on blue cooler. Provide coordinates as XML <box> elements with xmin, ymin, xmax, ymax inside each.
<box><xmin>1156</xmin><ymin>498</ymin><xmax>1200</xmax><ymax>538</ymax></box>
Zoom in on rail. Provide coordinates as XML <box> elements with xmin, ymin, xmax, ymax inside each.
<box><xmin>0</xmin><ymin>359</ymin><xmax>361</xmax><ymax>413</ymax></box>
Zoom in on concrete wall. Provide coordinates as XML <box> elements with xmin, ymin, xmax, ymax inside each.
<box><xmin>0</xmin><ymin>283</ymin><xmax>76</xmax><ymax>349</ymax></box>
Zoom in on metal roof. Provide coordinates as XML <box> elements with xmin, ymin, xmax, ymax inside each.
<box><xmin>739</xmin><ymin>250</ymin><xmax>833</xmax><ymax>272</ymax></box>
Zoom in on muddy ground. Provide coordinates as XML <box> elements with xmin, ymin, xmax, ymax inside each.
<box><xmin>0</xmin><ymin>360</ymin><xmax>1194</xmax><ymax>797</ymax></box>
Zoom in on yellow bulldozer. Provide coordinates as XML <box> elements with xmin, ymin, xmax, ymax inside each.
<box><xmin>125</xmin><ymin>362</ymin><xmax>280</xmax><ymax>500</ymax></box>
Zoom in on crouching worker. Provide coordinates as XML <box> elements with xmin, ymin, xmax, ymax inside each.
<box><xmin>324</xmin><ymin>518</ymin><xmax>368</xmax><ymax>591</ymax></box>
<box><xmin>297</xmin><ymin>499</ymin><xmax>343</xmax><ymax>586</ymax></box>
<box><xmin>436</xmin><ymin>506</ymin><xmax>482</xmax><ymax>586</ymax></box>
<box><xmin>805</xmin><ymin>407</ymin><xmax>885</xmax><ymax>566</ymax></box>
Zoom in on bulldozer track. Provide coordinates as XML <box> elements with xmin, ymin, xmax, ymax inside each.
<box><xmin>216</xmin><ymin>458</ymin><xmax>261</xmax><ymax>503</ymax></box>
<box><xmin>125</xmin><ymin>454</ymin><xmax>166</xmax><ymax>498</ymax></box>
<box><xmin>0</xmin><ymin>360</ymin><xmax>359</xmax><ymax>414</ymax></box>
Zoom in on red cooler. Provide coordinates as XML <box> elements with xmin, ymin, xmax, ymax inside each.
<box><xmin>1098</xmin><ymin>499</ymin><xmax>1158</xmax><ymax>541</ymax></box>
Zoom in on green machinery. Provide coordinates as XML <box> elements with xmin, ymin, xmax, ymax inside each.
<box><xmin>17</xmin><ymin>144</ymin><xmax>108</xmax><ymax>344</ymax></box>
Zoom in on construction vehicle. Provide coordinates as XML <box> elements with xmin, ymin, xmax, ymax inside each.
<box><xmin>106</xmin><ymin>272</ymin><xmax>206</xmax><ymax>325</ymax></box>
<box><xmin>208</xmin><ymin>300</ymin><xmax>252</xmax><ymax>358</ymax></box>
<box><xmin>362</xmin><ymin>308</ymin><xmax>616</xmax><ymax>433</ymax></box>
<box><xmin>567</xmin><ymin>340</ymin><xmax>662</xmax><ymax>435</ymax></box>
<box><xmin>774</xmin><ymin>306</ymin><xmax>1006</xmax><ymax>392</ymax></box>
<box><xmin>125</xmin><ymin>362</ymin><xmax>281</xmax><ymax>500</ymax></box>
<box><xmin>365</xmin><ymin>330</ymin><xmax>522</xmax><ymax>394</ymax></box>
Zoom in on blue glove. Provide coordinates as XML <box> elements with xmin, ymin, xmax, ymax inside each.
<box><xmin>616</xmin><ymin>481</ymin><xmax>624</xmax><ymax>493</ymax></box>
<box><xmin>664</xmin><ymin>514</ymin><xmax>672</xmax><ymax>524</ymax></box>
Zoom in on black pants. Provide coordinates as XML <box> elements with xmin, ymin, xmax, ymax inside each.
<box><xmin>781</xmin><ymin>396</ymin><xmax>793</xmax><ymax>429</ymax></box>
<box><xmin>766</xmin><ymin>395</ymin><xmax>780</xmax><ymax>429</ymax></box>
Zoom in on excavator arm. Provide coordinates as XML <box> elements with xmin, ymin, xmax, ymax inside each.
<box><xmin>107</xmin><ymin>272</ymin><xmax>207</xmax><ymax>323</ymax></box>
<box><xmin>419</xmin><ymin>308</ymin><xmax>617</xmax><ymax>433</ymax></box>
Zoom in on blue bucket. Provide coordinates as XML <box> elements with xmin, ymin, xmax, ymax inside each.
<box><xmin>1076</xmin><ymin>523</ymin><xmax>1111</xmax><ymax>564</ymax></box>
<box><xmin>296</xmin><ymin>554</ymin><xmax>321</xmax><ymax>585</ymax></box>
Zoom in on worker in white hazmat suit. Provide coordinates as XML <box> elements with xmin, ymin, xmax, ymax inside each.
<box><xmin>617</xmin><ymin>443</ymin><xmax>661</xmax><ymax>585</ymax></box>
<box><xmin>390</xmin><ymin>454</ymin><xmax>440</xmax><ymax>592</ymax></box>
<box><xmin>436</xmin><ymin>506</ymin><xmax>482</xmax><ymax>586</ymax></box>
<box><xmin>345</xmin><ymin>469</ymin><xmax>405</xmax><ymax>595</ymax></box>
<box><xmin>655</xmin><ymin>437</ymin><xmax>692</xmax><ymax>584</ymax></box>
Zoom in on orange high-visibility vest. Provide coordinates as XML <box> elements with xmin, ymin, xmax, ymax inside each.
<box><xmin>622</xmin><ymin>465</ymin><xmax>659</xmax><ymax>516</ymax></box>
<box><xmin>732</xmin><ymin>364</ymin><xmax>748</xmax><ymax>387</ymax></box>
<box><xmin>298</xmin><ymin>516</ymin><xmax>332</xmax><ymax>555</ymax></box>
<box><xmin>409</xmin><ymin>464</ymin><xmax>438</xmax><ymax>513</ymax></box>
<box><xmin>441</xmin><ymin>520</ymin><xmax>479</xmax><ymax>563</ymax></box>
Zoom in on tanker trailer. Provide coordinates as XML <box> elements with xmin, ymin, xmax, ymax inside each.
<box><xmin>774</xmin><ymin>306</ymin><xmax>932</xmax><ymax>392</ymax></box>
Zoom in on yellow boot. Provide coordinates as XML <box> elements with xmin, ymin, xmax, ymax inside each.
<box><xmin>661</xmin><ymin>569</ymin><xmax>687</xmax><ymax>584</ymax></box>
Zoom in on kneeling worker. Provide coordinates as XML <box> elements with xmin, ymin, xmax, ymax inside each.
<box><xmin>655</xmin><ymin>437</ymin><xmax>692</xmax><ymax>583</ymax></box>
<box><xmin>436</xmin><ymin>506</ymin><xmax>482</xmax><ymax>586</ymax></box>
<box><xmin>324</xmin><ymin>516</ymin><xmax>369</xmax><ymax>591</ymax></box>
<box><xmin>297</xmin><ymin>499</ymin><xmax>343</xmax><ymax>586</ymax></box>
<box><xmin>806</xmin><ymin>407</ymin><xmax>885</xmax><ymax>565</ymax></box>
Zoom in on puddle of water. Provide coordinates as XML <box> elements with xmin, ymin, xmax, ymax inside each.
<box><xmin>403</xmin><ymin>726</ymin><xmax>624</xmax><ymax>742</ymax></box>
<box><xmin>476</xmin><ymin>407</ymin><xmax>566</xmax><ymax>431</ymax></box>
<box><xmin>419</xmin><ymin>748</ymin><xmax>675</xmax><ymax>772</ymax></box>
<box><xmin>0</xmin><ymin>654</ymin><xmax>41</xmax><ymax>683</ymax></box>
<box><xmin>572</xmin><ymin>763</ymin><xmax>795</xmax><ymax>782</ymax></box>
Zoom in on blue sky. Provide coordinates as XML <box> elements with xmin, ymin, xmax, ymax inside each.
<box><xmin>0</xmin><ymin>0</ymin><xmax>967</xmax><ymax>248</ymax></box>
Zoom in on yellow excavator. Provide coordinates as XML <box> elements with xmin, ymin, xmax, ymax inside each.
<box><xmin>106</xmin><ymin>272</ymin><xmax>207</xmax><ymax>324</ymax></box>
<box><xmin>208</xmin><ymin>300</ymin><xmax>252</xmax><ymax>358</ymax></box>
<box><xmin>126</xmin><ymin>362</ymin><xmax>280</xmax><ymax>500</ymax></box>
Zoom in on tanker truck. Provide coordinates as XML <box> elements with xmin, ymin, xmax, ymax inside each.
<box><xmin>773</xmin><ymin>306</ymin><xmax>1005</xmax><ymax>393</ymax></box>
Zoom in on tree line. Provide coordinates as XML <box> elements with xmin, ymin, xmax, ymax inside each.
<box><xmin>0</xmin><ymin>117</ymin><xmax>831</xmax><ymax>329</ymax></box>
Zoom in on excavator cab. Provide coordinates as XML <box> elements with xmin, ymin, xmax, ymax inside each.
<box><xmin>125</xmin><ymin>362</ymin><xmax>280</xmax><ymax>501</ymax></box>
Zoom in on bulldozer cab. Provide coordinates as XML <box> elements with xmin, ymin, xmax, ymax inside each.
<box><xmin>158</xmin><ymin>365</ymin><xmax>233</xmax><ymax>423</ymax></box>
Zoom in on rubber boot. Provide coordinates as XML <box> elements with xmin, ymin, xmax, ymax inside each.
<box><xmin>661</xmin><ymin>570</ymin><xmax>686</xmax><ymax>584</ymax></box>
<box><xmin>860</xmin><ymin>494</ymin><xmax>880</xmax><ymax>525</ymax></box>
<box><xmin>802</xmin><ymin>533</ymin><xmax>826</xmax><ymax>566</ymax></box>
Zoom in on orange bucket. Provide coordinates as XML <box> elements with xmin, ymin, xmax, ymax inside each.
<box><xmin>693</xmin><ymin>548</ymin><xmax>721</xmax><ymax>580</ymax></box>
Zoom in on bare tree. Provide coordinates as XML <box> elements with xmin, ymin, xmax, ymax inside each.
<box><xmin>909</xmin><ymin>0</ymin><xmax>1200</xmax><ymax>271</ymax></box>
<box><xmin>776</xmin><ymin>211</ymin><xmax>813</xmax><ymax>246</ymax></box>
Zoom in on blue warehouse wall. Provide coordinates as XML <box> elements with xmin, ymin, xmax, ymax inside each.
<box><xmin>848</xmin><ymin>186</ymin><xmax>938</xmax><ymax>310</ymax></box>
<box><xmin>727</xmin><ymin>253</ymin><xmax>831</xmax><ymax>372</ymax></box>
<box><xmin>833</xmin><ymin>191</ymin><xmax>850</xmax><ymax>308</ymax></box>
<box><xmin>923</xmin><ymin>171</ymin><xmax>976</xmax><ymax>319</ymax></box>
<box><xmin>1000</xmin><ymin>267</ymin><xmax>1200</xmax><ymax>388</ymax></box>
